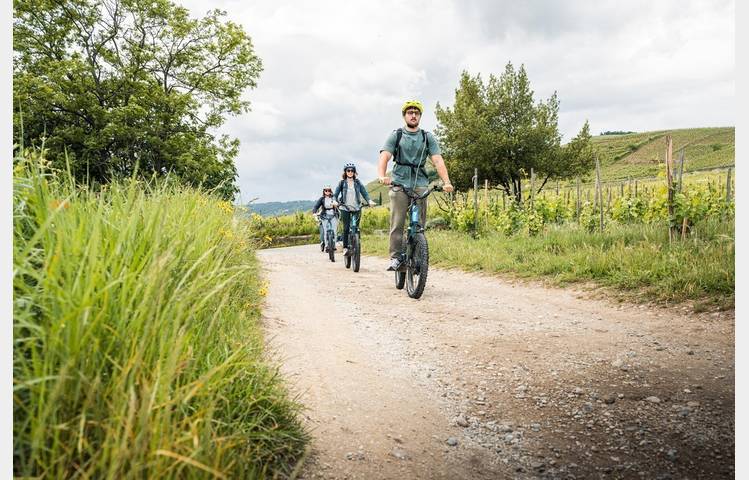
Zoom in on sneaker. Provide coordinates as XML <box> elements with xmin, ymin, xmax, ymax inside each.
<box><xmin>343</xmin><ymin>247</ymin><xmax>352</xmax><ymax>257</ymax></box>
<box><xmin>387</xmin><ymin>257</ymin><xmax>402</xmax><ymax>271</ymax></box>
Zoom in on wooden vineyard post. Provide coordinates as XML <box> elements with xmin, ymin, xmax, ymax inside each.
<box><xmin>607</xmin><ymin>186</ymin><xmax>611</xmax><ymax>211</ymax></box>
<box><xmin>556</xmin><ymin>180</ymin><xmax>560</xmax><ymax>196</ymax></box>
<box><xmin>530</xmin><ymin>168</ymin><xmax>535</xmax><ymax>208</ymax></box>
<box><xmin>677</xmin><ymin>149</ymin><xmax>685</xmax><ymax>193</ymax></box>
<box><xmin>595</xmin><ymin>155</ymin><xmax>604</xmax><ymax>232</ymax></box>
<box><xmin>484</xmin><ymin>179</ymin><xmax>489</xmax><ymax>229</ymax></box>
<box><xmin>576</xmin><ymin>178</ymin><xmax>581</xmax><ymax>222</ymax></box>
<box><xmin>473</xmin><ymin>168</ymin><xmax>478</xmax><ymax>237</ymax></box>
<box><xmin>665</xmin><ymin>135</ymin><xmax>676</xmax><ymax>242</ymax></box>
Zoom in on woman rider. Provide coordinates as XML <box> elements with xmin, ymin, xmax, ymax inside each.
<box><xmin>311</xmin><ymin>185</ymin><xmax>339</xmax><ymax>253</ymax></box>
<box><xmin>334</xmin><ymin>163</ymin><xmax>376</xmax><ymax>256</ymax></box>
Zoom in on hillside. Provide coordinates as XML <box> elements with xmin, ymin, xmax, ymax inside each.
<box><xmin>365</xmin><ymin>126</ymin><xmax>735</xmax><ymax>202</ymax></box>
<box><xmin>247</xmin><ymin>200</ymin><xmax>315</xmax><ymax>217</ymax></box>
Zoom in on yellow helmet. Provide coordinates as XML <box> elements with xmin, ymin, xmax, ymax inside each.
<box><xmin>401</xmin><ymin>100</ymin><xmax>424</xmax><ymax>115</ymax></box>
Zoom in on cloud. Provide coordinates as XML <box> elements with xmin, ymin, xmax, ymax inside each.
<box><xmin>178</xmin><ymin>0</ymin><xmax>734</xmax><ymax>202</ymax></box>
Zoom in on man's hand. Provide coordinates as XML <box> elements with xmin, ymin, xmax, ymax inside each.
<box><xmin>378</xmin><ymin>176</ymin><xmax>392</xmax><ymax>185</ymax></box>
<box><xmin>332</xmin><ymin>201</ymin><xmax>339</xmax><ymax>207</ymax></box>
<box><xmin>368</xmin><ymin>200</ymin><xmax>377</xmax><ymax>207</ymax></box>
<box><xmin>443</xmin><ymin>183</ymin><xmax>454</xmax><ymax>193</ymax></box>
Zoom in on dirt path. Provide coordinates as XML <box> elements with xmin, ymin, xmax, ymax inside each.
<box><xmin>258</xmin><ymin>245</ymin><xmax>734</xmax><ymax>479</ymax></box>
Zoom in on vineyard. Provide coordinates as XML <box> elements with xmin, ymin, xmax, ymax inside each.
<box><xmin>436</xmin><ymin>169</ymin><xmax>735</xmax><ymax>237</ymax></box>
<box><xmin>247</xmin><ymin>168</ymin><xmax>734</xmax><ymax>243</ymax></box>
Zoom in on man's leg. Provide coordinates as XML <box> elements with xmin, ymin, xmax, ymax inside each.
<box><xmin>417</xmin><ymin>192</ymin><xmax>428</xmax><ymax>230</ymax></box>
<box><xmin>388</xmin><ymin>187</ymin><xmax>409</xmax><ymax>259</ymax></box>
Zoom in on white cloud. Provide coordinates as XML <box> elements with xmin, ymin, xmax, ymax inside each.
<box><xmin>178</xmin><ymin>0</ymin><xmax>735</xmax><ymax>202</ymax></box>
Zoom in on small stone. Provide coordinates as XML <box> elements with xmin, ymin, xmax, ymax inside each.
<box><xmin>573</xmin><ymin>387</ymin><xmax>584</xmax><ymax>395</ymax></box>
<box><xmin>645</xmin><ymin>396</ymin><xmax>661</xmax><ymax>403</ymax></box>
<box><xmin>611</xmin><ymin>359</ymin><xmax>623</xmax><ymax>368</ymax></box>
<box><xmin>531</xmin><ymin>423</ymin><xmax>541</xmax><ymax>432</ymax></box>
<box><xmin>666</xmin><ymin>449</ymin><xmax>678</xmax><ymax>461</ymax></box>
<box><xmin>390</xmin><ymin>447</ymin><xmax>409</xmax><ymax>460</ymax></box>
<box><xmin>446</xmin><ymin>437</ymin><xmax>458</xmax><ymax>447</ymax></box>
<box><xmin>687</xmin><ymin>401</ymin><xmax>700</xmax><ymax>408</ymax></box>
<box><xmin>531</xmin><ymin>461</ymin><xmax>545</xmax><ymax>470</ymax></box>
<box><xmin>603</xmin><ymin>395</ymin><xmax>616</xmax><ymax>404</ymax></box>
<box><xmin>456</xmin><ymin>415</ymin><xmax>469</xmax><ymax>427</ymax></box>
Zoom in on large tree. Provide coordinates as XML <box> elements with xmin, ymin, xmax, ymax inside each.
<box><xmin>435</xmin><ymin>63</ymin><xmax>595</xmax><ymax>202</ymax></box>
<box><xmin>13</xmin><ymin>0</ymin><xmax>262</xmax><ymax>199</ymax></box>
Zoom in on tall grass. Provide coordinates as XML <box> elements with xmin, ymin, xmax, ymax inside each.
<box><xmin>13</xmin><ymin>152</ymin><xmax>307</xmax><ymax>478</ymax></box>
<box><xmin>363</xmin><ymin>221</ymin><xmax>734</xmax><ymax>309</ymax></box>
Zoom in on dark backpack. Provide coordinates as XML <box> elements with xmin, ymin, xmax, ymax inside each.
<box><xmin>393</xmin><ymin>128</ymin><xmax>430</xmax><ymax>180</ymax></box>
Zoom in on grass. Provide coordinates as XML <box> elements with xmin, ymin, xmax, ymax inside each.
<box><xmin>13</xmin><ymin>152</ymin><xmax>308</xmax><ymax>478</ymax></box>
<box><xmin>362</xmin><ymin>221</ymin><xmax>734</xmax><ymax>309</ymax></box>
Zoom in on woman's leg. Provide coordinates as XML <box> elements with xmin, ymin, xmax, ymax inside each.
<box><xmin>341</xmin><ymin>210</ymin><xmax>351</xmax><ymax>248</ymax></box>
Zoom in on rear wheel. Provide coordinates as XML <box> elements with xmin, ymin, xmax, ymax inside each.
<box><xmin>352</xmin><ymin>233</ymin><xmax>361</xmax><ymax>272</ymax></box>
<box><xmin>406</xmin><ymin>233</ymin><xmax>429</xmax><ymax>299</ymax></box>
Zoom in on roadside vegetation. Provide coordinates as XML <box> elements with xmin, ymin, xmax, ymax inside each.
<box><xmin>13</xmin><ymin>151</ymin><xmax>307</xmax><ymax>478</ymax></box>
<box><xmin>363</xmin><ymin>221</ymin><xmax>734</xmax><ymax>310</ymax></box>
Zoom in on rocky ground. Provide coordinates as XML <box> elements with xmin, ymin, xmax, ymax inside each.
<box><xmin>258</xmin><ymin>245</ymin><xmax>735</xmax><ymax>479</ymax></box>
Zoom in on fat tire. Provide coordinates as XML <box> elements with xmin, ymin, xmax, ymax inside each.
<box><xmin>352</xmin><ymin>234</ymin><xmax>361</xmax><ymax>272</ymax></box>
<box><xmin>327</xmin><ymin>230</ymin><xmax>335</xmax><ymax>262</ymax></box>
<box><xmin>406</xmin><ymin>233</ymin><xmax>429</xmax><ymax>299</ymax></box>
<box><xmin>395</xmin><ymin>271</ymin><xmax>405</xmax><ymax>289</ymax></box>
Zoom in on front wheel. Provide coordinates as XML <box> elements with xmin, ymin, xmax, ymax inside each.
<box><xmin>395</xmin><ymin>270</ymin><xmax>405</xmax><ymax>289</ymax></box>
<box><xmin>406</xmin><ymin>233</ymin><xmax>429</xmax><ymax>299</ymax></box>
<box><xmin>352</xmin><ymin>234</ymin><xmax>361</xmax><ymax>272</ymax></box>
<box><xmin>327</xmin><ymin>230</ymin><xmax>335</xmax><ymax>262</ymax></box>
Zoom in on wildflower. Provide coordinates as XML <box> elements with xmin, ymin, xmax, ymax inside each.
<box><xmin>49</xmin><ymin>199</ymin><xmax>70</xmax><ymax>210</ymax></box>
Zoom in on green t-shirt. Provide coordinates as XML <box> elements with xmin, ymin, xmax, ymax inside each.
<box><xmin>381</xmin><ymin>128</ymin><xmax>441</xmax><ymax>188</ymax></box>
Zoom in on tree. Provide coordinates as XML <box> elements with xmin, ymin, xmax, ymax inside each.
<box><xmin>13</xmin><ymin>0</ymin><xmax>262</xmax><ymax>199</ymax></box>
<box><xmin>435</xmin><ymin>63</ymin><xmax>595</xmax><ymax>202</ymax></box>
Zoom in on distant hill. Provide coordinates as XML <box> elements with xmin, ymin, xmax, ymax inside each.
<box><xmin>247</xmin><ymin>200</ymin><xmax>315</xmax><ymax>217</ymax></box>
<box><xmin>365</xmin><ymin>126</ymin><xmax>735</xmax><ymax>202</ymax></box>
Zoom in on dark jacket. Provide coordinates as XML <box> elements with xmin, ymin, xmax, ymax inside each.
<box><xmin>334</xmin><ymin>178</ymin><xmax>371</xmax><ymax>208</ymax></box>
<box><xmin>312</xmin><ymin>196</ymin><xmax>339</xmax><ymax>218</ymax></box>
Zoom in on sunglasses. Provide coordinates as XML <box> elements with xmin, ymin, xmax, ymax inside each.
<box><xmin>324</xmin><ymin>189</ymin><xmax>332</xmax><ymax>192</ymax></box>
<box><xmin>405</xmin><ymin>110</ymin><xmax>421</xmax><ymax>116</ymax></box>
<box><xmin>345</xmin><ymin>169</ymin><xmax>355</xmax><ymax>173</ymax></box>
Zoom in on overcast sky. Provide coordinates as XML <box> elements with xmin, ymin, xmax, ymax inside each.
<box><xmin>176</xmin><ymin>0</ymin><xmax>735</xmax><ymax>204</ymax></box>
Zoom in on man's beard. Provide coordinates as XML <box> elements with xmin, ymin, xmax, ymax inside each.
<box><xmin>406</xmin><ymin>118</ymin><xmax>420</xmax><ymax>128</ymax></box>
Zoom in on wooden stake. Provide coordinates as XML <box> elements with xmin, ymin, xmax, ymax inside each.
<box><xmin>666</xmin><ymin>135</ymin><xmax>675</xmax><ymax>242</ymax></box>
<box><xmin>596</xmin><ymin>155</ymin><xmax>603</xmax><ymax>231</ymax></box>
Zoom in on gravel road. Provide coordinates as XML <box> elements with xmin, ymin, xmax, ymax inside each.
<box><xmin>258</xmin><ymin>244</ymin><xmax>734</xmax><ymax>479</ymax></box>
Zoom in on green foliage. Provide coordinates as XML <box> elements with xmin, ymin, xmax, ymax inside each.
<box><xmin>248</xmin><ymin>207</ymin><xmax>391</xmax><ymax>247</ymax></box>
<box><xmin>13</xmin><ymin>150</ymin><xmax>307</xmax><ymax>478</ymax></box>
<box><xmin>431</xmin><ymin>171</ymin><xmax>733</xmax><ymax>239</ymax></box>
<box><xmin>434</xmin><ymin>63</ymin><xmax>594</xmax><ymax>201</ymax></box>
<box><xmin>13</xmin><ymin>0</ymin><xmax>263</xmax><ymax>199</ymax></box>
<box><xmin>363</xmin><ymin>221</ymin><xmax>734</xmax><ymax>307</ymax></box>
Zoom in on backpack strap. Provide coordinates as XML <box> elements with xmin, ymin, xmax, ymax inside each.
<box><xmin>393</xmin><ymin>128</ymin><xmax>404</xmax><ymax>163</ymax></box>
